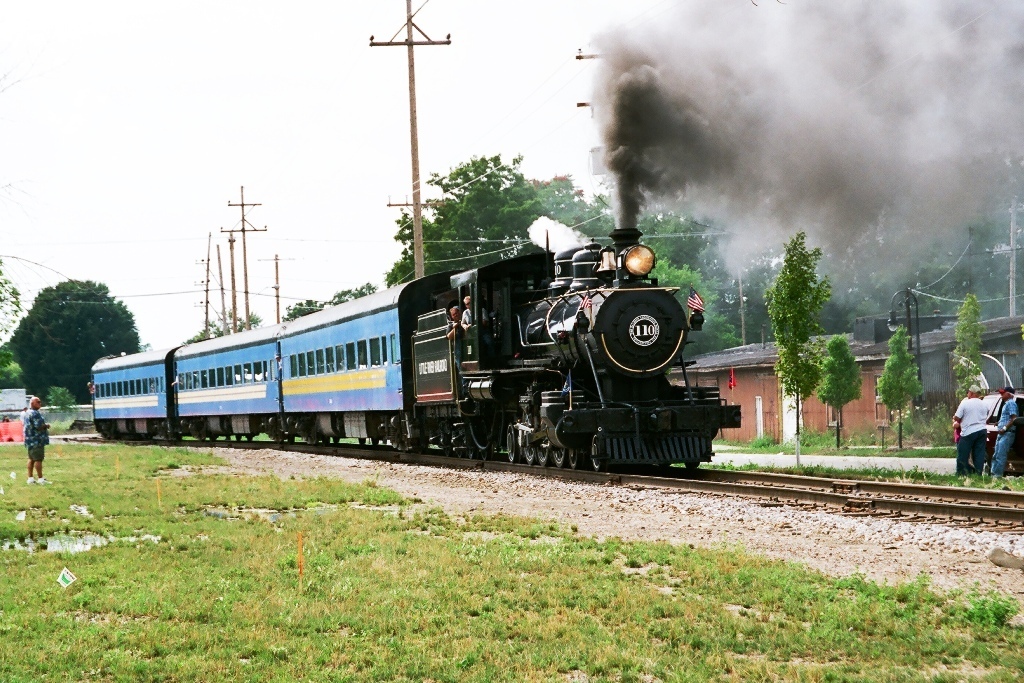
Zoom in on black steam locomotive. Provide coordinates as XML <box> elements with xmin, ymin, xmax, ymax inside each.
<box><xmin>92</xmin><ymin>225</ymin><xmax>739</xmax><ymax>471</ymax></box>
<box><xmin>411</xmin><ymin>224</ymin><xmax>740</xmax><ymax>470</ymax></box>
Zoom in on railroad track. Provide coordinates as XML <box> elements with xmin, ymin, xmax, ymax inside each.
<box><xmin>100</xmin><ymin>437</ymin><xmax>1024</xmax><ymax>529</ymax></box>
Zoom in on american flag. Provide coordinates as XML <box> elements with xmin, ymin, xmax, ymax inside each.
<box><xmin>687</xmin><ymin>286</ymin><xmax>705</xmax><ymax>313</ymax></box>
<box><xmin>578</xmin><ymin>294</ymin><xmax>593</xmax><ymax>312</ymax></box>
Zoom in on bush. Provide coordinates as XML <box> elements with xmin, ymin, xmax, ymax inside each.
<box><xmin>961</xmin><ymin>588</ymin><xmax>1019</xmax><ymax>628</ymax></box>
<box><xmin>45</xmin><ymin>386</ymin><xmax>77</xmax><ymax>413</ymax></box>
<box><xmin>903</xmin><ymin>404</ymin><xmax>954</xmax><ymax>447</ymax></box>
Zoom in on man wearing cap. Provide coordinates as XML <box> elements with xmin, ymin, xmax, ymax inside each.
<box><xmin>953</xmin><ymin>385</ymin><xmax>989</xmax><ymax>475</ymax></box>
<box><xmin>991</xmin><ymin>386</ymin><xmax>1018</xmax><ymax>478</ymax></box>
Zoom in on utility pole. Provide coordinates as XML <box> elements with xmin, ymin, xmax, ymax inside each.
<box><xmin>225</xmin><ymin>186</ymin><xmax>267</xmax><ymax>330</ymax></box>
<box><xmin>227</xmin><ymin>232</ymin><xmax>238</xmax><ymax>333</ymax></box>
<box><xmin>258</xmin><ymin>254</ymin><xmax>293</xmax><ymax>324</ymax></box>
<box><xmin>738</xmin><ymin>270</ymin><xmax>746</xmax><ymax>345</ymax></box>
<box><xmin>371</xmin><ymin>1</ymin><xmax>450</xmax><ymax>279</ymax></box>
<box><xmin>1011</xmin><ymin>198</ymin><xmax>1019</xmax><ymax>317</ymax></box>
<box><xmin>203</xmin><ymin>233</ymin><xmax>212</xmax><ymax>339</ymax></box>
<box><xmin>216</xmin><ymin>244</ymin><xmax>228</xmax><ymax>336</ymax></box>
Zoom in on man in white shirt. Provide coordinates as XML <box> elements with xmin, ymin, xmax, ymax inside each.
<box><xmin>953</xmin><ymin>385</ymin><xmax>990</xmax><ymax>475</ymax></box>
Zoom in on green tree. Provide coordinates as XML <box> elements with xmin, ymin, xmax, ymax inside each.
<box><xmin>0</xmin><ymin>258</ymin><xmax>22</xmax><ymax>370</ymax></box>
<box><xmin>185</xmin><ymin>312</ymin><xmax>261</xmax><ymax>343</ymax></box>
<box><xmin>877</xmin><ymin>326</ymin><xmax>923</xmax><ymax>449</ymax></box>
<box><xmin>282</xmin><ymin>284</ymin><xmax>378</xmax><ymax>322</ymax></box>
<box><xmin>765</xmin><ymin>232</ymin><xmax>831</xmax><ymax>462</ymax></box>
<box><xmin>385</xmin><ymin>155</ymin><xmax>543</xmax><ymax>285</ymax></box>
<box><xmin>817</xmin><ymin>335</ymin><xmax>862</xmax><ymax>448</ymax></box>
<box><xmin>282</xmin><ymin>299</ymin><xmax>324</xmax><ymax>322</ymax></box>
<box><xmin>0</xmin><ymin>354</ymin><xmax>23</xmax><ymax>389</ymax></box>
<box><xmin>45</xmin><ymin>386</ymin><xmax>77</xmax><ymax>414</ymax></box>
<box><xmin>10</xmin><ymin>280</ymin><xmax>140</xmax><ymax>402</ymax></box>
<box><xmin>953</xmin><ymin>293</ymin><xmax>984</xmax><ymax>396</ymax></box>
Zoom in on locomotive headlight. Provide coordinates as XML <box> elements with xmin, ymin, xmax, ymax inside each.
<box><xmin>623</xmin><ymin>245</ymin><xmax>656</xmax><ymax>277</ymax></box>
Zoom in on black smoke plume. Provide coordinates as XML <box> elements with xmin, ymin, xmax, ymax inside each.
<box><xmin>593</xmin><ymin>1</ymin><xmax>1024</xmax><ymax>263</ymax></box>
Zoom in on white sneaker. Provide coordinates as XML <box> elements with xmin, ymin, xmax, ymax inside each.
<box><xmin>36</xmin><ymin>478</ymin><xmax>50</xmax><ymax>485</ymax></box>
<box><xmin>26</xmin><ymin>477</ymin><xmax>34</xmax><ymax>484</ymax></box>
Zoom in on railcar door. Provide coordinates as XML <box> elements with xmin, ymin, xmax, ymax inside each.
<box><xmin>412</xmin><ymin>310</ymin><xmax>456</xmax><ymax>403</ymax></box>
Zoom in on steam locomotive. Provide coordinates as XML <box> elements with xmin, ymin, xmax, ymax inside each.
<box><xmin>91</xmin><ymin>225</ymin><xmax>740</xmax><ymax>471</ymax></box>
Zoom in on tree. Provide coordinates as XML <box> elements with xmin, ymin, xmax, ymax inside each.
<box><xmin>282</xmin><ymin>284</ymin><xmax>378</xmax><ymax>322</ymax></box>
<box><xmin>765</xmin><ymin>232</ymin><xmax>831</xmax><ymax>463</ymax></box>
<box><xmin>877</xmin><ymin>326</ymin><xmax>922</xmax><ymax>449</ymax></box>
<box><xmin>46</xmin><ymin>386</ymin><xmax>77</xmax><ymax>413</ymax></box>
<box><xmin>0</xmin><ymin>258</ymin><xmax>22</xmax><ymax>370</ymax></box>
<box><xmin>818</xmin><ymin>335</ymin><xmax>862</xmax><ymax>448</ymax></box>
<box><xmin>385</xmin><ymin>155</ymin><xmax>544</xmax><ymax>285</ymax></box>
<box><xmin>185</xmin><ymin>312</ymin><xmax>261</xmax><ymax>344</ymax></box>
<box><xmin>10</xmin><ymin>280</ymin><xmax>140</xmax><ymax>402</ymax></box>
<box><xmin>953</xmin><ymin>293</ymin><xmax>984</xmax><ymax>396</ymax></box>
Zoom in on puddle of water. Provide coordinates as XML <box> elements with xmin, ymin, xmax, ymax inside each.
<box><xmin>2</xmin><ymin>533</ymin><xmax>161</xmax><ymax>554</ymax></box>
<box><xmin>203</xmin><ymin>505</ymin><xmax>339</xmax><ymax>523</ymax></box>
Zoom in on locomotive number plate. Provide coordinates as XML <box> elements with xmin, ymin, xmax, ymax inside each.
<box><xmin>628</xmin><ymin>314</ymin><xmax>660</xmax><ymax>347</ymax></box>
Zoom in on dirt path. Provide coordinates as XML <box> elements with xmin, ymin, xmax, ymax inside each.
<box><xmin>193</xmin><ymin>446</ymin><xmax>1024</xmax><ymax>600</ymax></box>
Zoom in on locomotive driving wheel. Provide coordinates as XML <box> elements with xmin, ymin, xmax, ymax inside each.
<box><xmin>505</xmin><ymin>424</ymin><xmax>518</xmax><ymax>463</ymax></box>
<box><xmin>536</xmin><ymin>444</ymin><xmax>549</xmax><ymax>467</ymax></box>
<box><xmin>567</xmin><ymin>449</ymin><xmax>581</xmax><ymax>470</ymax></box>
<box><xmin>523</xmin><ymin>443</ymin><xmax>536</xmax><ymax>466</ymax></box>
<box><xmin>590</xmin><ymin>435</ymin><xmax>605</xmax><ymax>472</ymax></box>
<box><xmin>551</xmin><ymin>447</ymin><xmax>566</xmax><ymax>468</ymax></box>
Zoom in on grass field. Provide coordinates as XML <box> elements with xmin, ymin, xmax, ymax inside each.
<box><xmin>0</xmin><ymin>443</ymin><xmax>1022</xmax><ymax>682</ymax></box>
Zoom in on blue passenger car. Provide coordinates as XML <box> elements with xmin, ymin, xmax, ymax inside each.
<box><xmin>174</xmin><ymin>328</ymin><xmax>281</xmax><ymax>440</ymax></box>
<box><xmin>92</xmin><ymin>348</ymin><xmax>177</xmax><ymax>438</ymax></box>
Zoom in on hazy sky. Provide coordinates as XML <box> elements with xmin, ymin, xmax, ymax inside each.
<box><xmin>1</xmin><ymin>0</ymin><xmax>674</xmax><ymax>350</ymax></box>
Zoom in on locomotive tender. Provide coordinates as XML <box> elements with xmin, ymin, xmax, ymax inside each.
<box><xmin>92</xmin><ymin>226</ymin><xmax>740</xmax><ymax>471</ymax></box>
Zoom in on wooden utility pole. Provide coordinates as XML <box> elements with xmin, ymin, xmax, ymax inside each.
<box><xmin>225</xmin><ymin>186</ymin><xmax>267</xmax><ymax>330</ymax></box>
<box><xmin>371</xmin><ymin>1</ymin><xmax>450</xmax><ymax>279</ymax></box>
<box><xmin>203</xmin><ymin>233</ymin><xmax>212</xmax><ymax>338</ymax></box>
<box><xmin>738</xmin><ymin>269</ymin><xmax>746</xmax><ymax>346</ymax></box>
<box><xmin>259</xmin><ymin>254</ymin><xmax>293</xmax><ymax>324</ymax></box>
<box><xmin>216</xmin><ymin>244</ymin><xmax>228</xmax><ymax>335</ymax></box>
<box><xmin>1011</xmin><ymin>198</ymin><xmax>1019</xmax><ymax>317</ymax></box>
<box><xmin>225</xmin><ymin>233</ymin><xmax>238</xmax><ymax>333</ymax></box>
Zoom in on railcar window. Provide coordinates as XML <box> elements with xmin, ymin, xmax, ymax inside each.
<box><xmin>193</xmin><ymin>371</ymin><xmax>200</xmax><ymax>389</ymax></box>
<box><xmin>234</xmin><ymin>364</ymin><xmax>242</xmax><ymax>384</ymax></box>
<box><xmin>325</xmin><ymin>346</ymin><xmax>335</xmax><ymax>373</ymax></box>
<box><xmin>216</xmin><ymin>367</ymin><xmax>224</xmax><ymax>387</ymax></box>
<box><xmin>315</xmin><ymin>349</ymin><xmax>325</xmax><ymax>374</ymax></box>
<box><xmin>381</xmin><ymin>336</ymin><xmax>388</xmax><ymax>364</ymax></box>
<box><xmin>306</xmin><ymin>351</ymin><xmax>315</xmax><ymax>375</ymax></box>
<box><xmin>391</xmin><ymin>334</ymin><xmax>398</xmax><ymax>362</ymax></box>
<box><xmin>201</xmin><ymin>370</ymin><xmax>208</xmax><ymax>389</ymax></box>
<box><xmin>289</xmin><ymin>355</ymin><xmax>298</xmax><ymax>378</ymax></box>
<box><xmin>129</xmin><ymin>381</ymin><xmax>136</xmax><ymax>396</ymax></box>
<box><xmin>224</xmin><ymin>367</ymin><xmax>232</xmax><ymax>386</ymax></box>
<box><xmin>137</xmin><ymin>379</ymin><xmax>143</xmax><ymax>394</ymax></box>
<box><xmin>298</xmin><ymin>353</ymin><xmax>307</xmax><ymax>377</ymax></box>
<box><xmin>336</xmin><ymin>345</ymin><xmax>345</xmax><ymax>372</ymax></box>
<box><xmin>370</xmin><ymin>337</ymin><xmax>381</xmax><ymax>367</ymax></box>
<box><xmin>209</xmin><ymin>369</ymin><xmax>217</xmax><ymax>387</ymax></box>
<box><xmin>346</xmin><ymin>342</ymin><xmax>356</xmax><ymax>371</ymax></box>
<box><xmin>358</xmin><ymin>340</ymin><xmax>368</xmax><ymax>369</ymax></box>
<box><xmin>243</xmin><ymin>362</ymin><xmax>253</xmax><ymax>383</ymax></box>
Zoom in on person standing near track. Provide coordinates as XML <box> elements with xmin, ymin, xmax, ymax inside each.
<box><xmin>24</xmin><ymin>396</ymin><xmax>51</xmax><ymax>484</ymax></box>
<box><xmin>991</xmin><ymin>386</ymin><xmax>1018</xmax><ymax>478</ymax></box>
<box><xmin>953</xmin><ymin>385</ymin><xmax>989</xmax><ymax>475</ymax></box>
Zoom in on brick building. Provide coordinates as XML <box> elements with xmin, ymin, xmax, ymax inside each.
<box><xmin>681</xmin><ymin>315</ymin><xmax>1024</xmax><ymax>442</ymax></box>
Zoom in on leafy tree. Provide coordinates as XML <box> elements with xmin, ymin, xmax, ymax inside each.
<box><xmin>185</xmin><ymin>312</ymin><xmax>261</xmax><ymax>344</ymax></box>
<box><xmin>0</xmin><ymin>350</ymin><xmax>23</xmax><ymax>389</ymax></box>
<box><xmin>10</xmin><ymin>280</ymin><xmax>140</xmax><ymax>402</ymax></box>
<box><xmin>765</xmin><ymin>232</ymin><xmax>831</xmax><ymax>462</ymax></box>
<box><xmin>385</xmin><ymin>155</ymin><xmax>543</xmax><ymax>285</ymax></box>
<box><xmin>877</xmin><ymin>326</ymin><xmax>922</xmax><ymax>449</ymax></box>
<box><xmin>282</xmin><ymin>284</ymin><xmax>378</xmax><ymax>322</ymax></box>
<box><xmin>45</xmin><ymin>386</ymin><xmax>77</xmax><ymax>413</ymax></box>
<box><xmin>0</xmin><ymin>258</ymin><xmax>22</xmax><ymax>369</ymax></box>
<box><xmin>953</xmin><ymin>293</ymin><xmax>984</xmax><ymax>396</ymax></box>
<box><xmin>282</xmin><ymin>299</ymin><xmax>324</xmax><ymax>322</ymax></box>
<box><xmin>818</xmin><ymin>335</ymin><xmax>862</xmax><ymax>448</ymax></box>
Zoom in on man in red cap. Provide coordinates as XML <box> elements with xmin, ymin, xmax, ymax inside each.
<box><xmin>991</xmin><ymin>386</ymin><xmax>1018</xmax><ymax>478</ymax></box>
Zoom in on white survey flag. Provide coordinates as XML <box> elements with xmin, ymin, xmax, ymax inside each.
<box><xmin>9</xmin><ymin>472</ymin><xmax>14</xmax><ymax>480</ymax></box>
<box><xmin>15</xmin><ymin>511</ymin><xmax>25</xmax><ymax>521</ymax></box>
<box><xmin>57</xmin><ymin>567</ymin><xmax>78</xmax><ymax>589</ymax></box>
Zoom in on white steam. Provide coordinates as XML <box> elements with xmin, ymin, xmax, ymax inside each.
<box><xmin>528</xmin><ymin>217</ymin><xmax>587</xmax><ymax>253</ymax></box>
